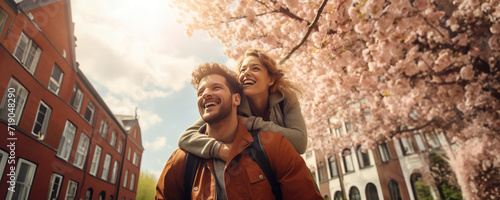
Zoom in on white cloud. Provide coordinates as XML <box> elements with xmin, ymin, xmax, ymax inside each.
<box><xmin>101</xmin><ymin>95</ymin><xmax>162</xmax><ymax>132</ymax></box>
<box><xmin>144</xmin><ymin>136</ymin><xmax>167</xmax><ymax>152</ymax></box>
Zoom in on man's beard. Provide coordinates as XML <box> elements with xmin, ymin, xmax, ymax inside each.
<box><xmin>202</xmin><ymin>97</ymin><xmax>233</xmax><ymax>124</ymax></box>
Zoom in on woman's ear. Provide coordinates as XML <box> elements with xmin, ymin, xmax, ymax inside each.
<box><xmin>233</xmin><ymin>93</ymin><xmax>241</xmax><ymax>106</ymax></box>
<box><xmin>268</xmin><ymin>77</ymin><xmax>276</xmax><ymax>86</ymax></box>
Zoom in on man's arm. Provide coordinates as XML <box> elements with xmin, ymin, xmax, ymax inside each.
<box><xmin>260</xmin><ymin>132</ymin><xmax>323</xmax><ymax>200</ymax></box>
<box><xmin>156</xmin><ymin>149</ymin><xmax>187</xmax><ymax>200</ymax></box>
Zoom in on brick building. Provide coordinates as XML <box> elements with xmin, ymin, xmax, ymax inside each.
<box><xmin>304</xmin><ymin>119</ymin><xmax>457</xmax><ymax>200</ymax></box>
<box><xmin>0</xmin><ymin>0</ymin><xmax>143</xmax><ymax>199</ymax></box>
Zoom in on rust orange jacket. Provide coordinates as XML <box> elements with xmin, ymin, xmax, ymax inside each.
<box><xmin>156</xmin><ymin>123</ymin><xmax>322</xmax><ymax>200</ymax></box>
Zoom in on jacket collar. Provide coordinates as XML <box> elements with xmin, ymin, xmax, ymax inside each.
<box><xmin>198</xmin><ymin>122</ymin><xmax>254</xmax><ymax>162</ymax></box>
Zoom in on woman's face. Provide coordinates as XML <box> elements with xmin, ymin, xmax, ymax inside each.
<box><xmin>238</xmin><ymin>56</ymin><xmax>275</xmax><ymax>98</ymax></box>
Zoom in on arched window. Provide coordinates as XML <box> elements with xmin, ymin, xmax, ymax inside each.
<box><xmin>357</xmin><ymin>146</ymin><xmax>371</xmax><ymax>168</ymax></box>
<box><xmin>349</xmin><ymin>186</ymin><xmax>361</xmax><ymax>200</ymax></box>
<box><xmin>342</xmin><ymin>148</ymin><xmax>354</xmax><ymax>173</ymax></box>
<box><xmin>388</xmin><ymin>180</ymin><xmax>402</xmax><ymax>200</ymax></box>
<box><xmin>365</xmin><ymin>183</ymin><xmax>379</xmax><ymax>200</ymax></box>
<box><xmin>84</xmin><ymin>188</ymin><xmax>93</xmax><ymax>200</ymax></box>
<box><xmin>411</xmin><ymin>173</ymin><xmax>432</xmax><ymax>200</ymax></box>
<box><xmin>333</xmin><ymin>191</ymin><xmax>343</xmax><ymax>200</ymax></box>
<box><xmin>98</xmin><ymin>191</ymin><xmax>106</xmax><ymax>200</ymax></box>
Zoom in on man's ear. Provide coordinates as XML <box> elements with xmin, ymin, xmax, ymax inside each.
<box><xmin>233</xmin><ymin>93</ymin><xmax>241</xmax><ymax>106</ymax></box>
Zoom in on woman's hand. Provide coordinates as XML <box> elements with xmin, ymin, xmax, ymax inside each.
<box><xmin>218</xmin><ymin>143</ymin><xmax>230</xmax><ymax>162</ymax></box>
<box><xmin>237</xmin><ymin>116</ymin><xmax>248</xmax><ymax>125</ymax></box>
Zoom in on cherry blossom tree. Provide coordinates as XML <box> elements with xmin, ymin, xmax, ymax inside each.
<box><xmin>172</xmin><ymin>0</ymin><xmax>500</xmax><ymax>198</ymax></box>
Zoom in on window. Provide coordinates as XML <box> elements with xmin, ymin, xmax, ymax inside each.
<box><xmin>0</xmin><ymin>78</ymin><xmax>29</xmax><ymax>125</ymax></box>
<box><xmin>344</xmin><ymin>122</ymin><xmax>351</xmax><ymax>132</ymax></box>
<box><xmin>14</xmin><ymin>32</ymin><xmax>42</xmax><ymax>74</ymax></box>
<box><xmin>328</xmin><ymin>157</ymin><xmax>338</xmax><ymax>178</ymax></box>
<box><xmin>99</xmin><ymin>120</ymin><xmax>109</xmax><ymax>139</ymax></box>
<box><xmin>84</xmin><ymin>188</ymin><xmax>93</xmax><ymax>200</ymax></box>
<box><xmin>133</xmin><ymin>151</ymin><xmax>139</xmax><ymax>166</ymax></box>
<box><xmin>333</xmin><ymin>191</ymin><xmax>343</xmax><ymax>200</ymax></box>
<box><xmin>98</xmin><ymin>192</ymin><xmax>105</xmax><ymax>200</ymax></box>
<box><xmin>318</xmin><ymin>165</ymin><xmax>327</xmax><ymax>182</ymax></box>
<box><xmin>57</xmin><ymin>121</ymin><xmax>77</xmax><ymax>161</ymax></box>
<box><xmin>0</xmin><ymin>7</ymin><xmax>8</xmax><ymax>33</ymax></box>
<box><xmin>0</xmin><ymin>150</ymin><xmax>8</xmax><ymax>182</ymax></box>
<box><xmin>110</xmin><ymin>131</ymin><xmax>117</xmax><ymax>146</ymax></box>
<box><xmin>399</xmin><ymin>137</ymin><xmax>415</xmax><ymax>155</ymax></box>
<box><xmin>342</xmin><ymin>149</ymin><xmax>354</xmax><ymax>173</ymax></box>
<box><xmin>90</xmin><ymin>145</ymin><xmax>102</xmax><ymax>176</ymax></box>
<box><xmin>83</xmin><ymin>101</ymin><xmax>95</xmax><ymax>123</ymax></box>
<box><xmin>349</xmin><ymin>186</ymin><xmax>361</xmax><ymax>200</ymax></box>
<box><xmin>101</xmin><ymin>154</ymin><xmax>111</xmax><ymax>181</ymax></box>
<box><xmin>6</xmin><ymin>158</ymin><xmax>37</xmax><ymax>200</ymax></box>
<box><xmin>47</xmin><ymin>173</ymin><xmax>63</xmax><ymax>200</ymax></box>
<box><xmin>425</xmin><ymin>131</ymin><xmax>441</xmax><ymax>148</ymax></box>
<box><xmin>123</xmin><ymin>169</ymin><xmax>128</xmax><ymax>187</ymax></box>
<box><xmin>111</xmin><ymin>161</ymin><xmax>119</xmax><ymax>184</ymax></box>
<box><xmin>65</xmin><ymin>180</ymin><xmax>78</xmax><ymax>200</ymax></box>
<box><xmin>130</xmin><ymin>173</ymin><xmax>136</xmax><ymax>190</ymax></box>
<box><xmin>365</xmin><ymin>183</ymin><xmax>379</xmax><ymax>200</ymax></box>
<box><xmin>117</xmin><ymin>138</ymin><xmax>123</xmax><ymax>153</ymax></box>
<box><xmin>357</xmin><ymin>146</ymin><xmax>371</xmax><ymax>168</ymax></box>
<box><xmin>32</xmin><ymin>101</ymin><xmax>51</xmax><ymax>138</ymax></box>
<box><xmin>48</xmin><ymin>64</ymin><xmax>64</xmax><ymax>95</ymax></box>
<box><xmin>388</xmin><ymin>180</ymin><xmax>402</xmax><ymax>200</ymax></box>
<box><xmin>133</xmin><ymin>129</ymin><xmax>137</xmax><ymax>138</ymax></box>
<box><xmin>74</xmin><ymin>133</ymin><xmax>90</xmax><ymax>169</ymax></box>
<box><xmin>127</xmin><ymin>147</ymin><xmax>131</xmax><ymax>160</ymax></box>
<box><xmin>70</xmin><ymin>84</ymin><xmax>84</xmax><ymax>112</ymax></box>
<box><xmin>378</xmin><ymin>143</ymin><xmax>391</xmax><ymax>162</ymax></box>
<box><xmin>414</xmin><ymin>134</ymin><xmax>426</xmax><ymax>152</ymax></box>
<box><xmin>334</xmin><ymin>127</ymin><xmax>342</xmax><ymax>137</ymax></box>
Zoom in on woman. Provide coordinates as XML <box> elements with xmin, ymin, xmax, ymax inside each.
<box><xmin>178</xmin><ymin>49</ymin><xmax>307</xmax><ymax>161</ymax></box>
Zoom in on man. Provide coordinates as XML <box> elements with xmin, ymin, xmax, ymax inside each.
<box><xmin>156</xmin><ymin>63</ymin><xmax>321</xmax><ymax>199</ymax></box>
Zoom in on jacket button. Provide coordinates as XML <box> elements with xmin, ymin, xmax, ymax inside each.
<box><xmin>194</xmin><ymin>187</ymin><xmax>198</xmax><ymax>191</ymax></box>
<box><xmin>259</xmin><ymin>175</ymin><xmax>264</xmax><ymax>179</ymax></box>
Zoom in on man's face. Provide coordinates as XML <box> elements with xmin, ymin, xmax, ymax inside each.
<box><xmin>197</xmin><ymin>74</ymin><xmax>234</xmax><ymax>124</ymax></box>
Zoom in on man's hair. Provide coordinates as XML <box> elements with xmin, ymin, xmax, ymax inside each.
<box><xmin>191</xmin><ymin>63</ymin><xmax>242</xmax><ymax>95</ymax></box>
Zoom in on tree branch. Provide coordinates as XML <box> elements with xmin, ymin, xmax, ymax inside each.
<box><xmin>279</xmin><ymin>0</ymin><xmax>329</xmax><ymax>64</ymax></box>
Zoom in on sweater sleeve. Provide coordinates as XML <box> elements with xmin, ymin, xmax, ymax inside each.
<box><xmin>245</xmin><ymin>99</ymin><xmax>308</xmax><ymax>154</ymax></box>
<box><xmin>178</xmin><ymin>118</ymin><xmax>218</xmax><ymax>159</ymax></box>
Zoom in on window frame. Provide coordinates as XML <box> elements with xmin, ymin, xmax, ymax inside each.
<box><xmin>0</xmin><ymin>150</ymin><xmax>9</xmax><ymax>182</ymax></box>
<box><xmin>0</xmin><ymin>78</ymin><xmax>29</xmax><ymax>125</ymax></box>
<box><xmin>357</xmin><ymin>146</ymin><xmax>371</xmax><ymax>169</ymax></box>
<box><xmin>110</xmin><ymin>161</ymin><xmax>119</xmax><ymax>184</ymax></box>
<box><xmin>399</xmin><ymin>137</ymin><xmax>415</xmax><ymax>156</ymax></box>
<box><xmin>130</xmin><ymin>173</ymin><xmax>136</xmax><ymax>190</ymax></box>
<box><xmin>123</xmin><ymin>169</ymin><xmax>128</xmax><ymax>188</ymax></box>
<box><xmin>83</xmin><ymin>101</ymin><xmax>95</xmax><ymax>123</ymax></box>
<box><xmin>47</xmin><ymin>173</ymin><xmax>63</xmax><ymax>200</ymax></box>
<box><xmin>342</xmin><ymin>149</ymin><xmax>354</xmax><ymax>173</ymax></box>
<box><xmin>56</xmin><ymin>121</ymin><xmax>77</xmax><ymax>161</ymax></box>
<box><xmin>65</xmin><ymin>180</ymin><xmax>78</xmax><ymax>200</ymax></box>
<box><xmin>110</xmin><ymin>131</ymin><xmax>117</xmax><ymax>147</ymax></box>
<box><xmin>133</xmin><ymin>151</ymin><xmax>139</xmax><ymax>166</ymax></box>
<box><xmin>89</xmin><ymin>145</ymin><xmax>102</xmax><ymax>176</ymax></box>
<box><xmin>0</xmin><ymin>7</ymin><xmax>8</xmax><ymax>34</ymax></box>
<box><xmin>328</xmin><ymin>156</ymin><xmax>338</xmax><ymax>178</ymax></box>
<box><xmin>6</xmin><ymin>158</ymin><xmax>37</xmax><ymax>200</ymax></box>
<box><xmin>99</xmin><ymin>120</ymin><xmax>109</xmax><ymax>140</ymax></box>
<box><xmin>117</xmin><ymin>138</ymin><xmax>123</xmax><ymax>154</ymax></box>
<box><xmin>48</xmin><ymin>64</ymin><xmax>64</xmax><ymax>95</ymax></box>
<box><xmin>73</xmin><ymin>133</ymin><xmax>90</xmax><ymax>169</ymax></box>
<box><xmin>69</xmin><ymin>84</ymin><xmax>84</xmax><ymax>112</ymax></box>
<box><xmin>13</xmin><ymin>32</ymin><xmax>42</xmax><ymax>74</ymax></box>
<box><xmin>101</xmin><ymin>154</ymin><xmax>111</xmax><ymax>181</ymax></box>
<box><xmin>31</xmin><ymin>100</ymin><xmax>51</xmax><ymax>138</ymax></box>
<box><xmin>378</xmin><ymin>143</ymin><xmax>391</xmax><ymax>162</ymax></box>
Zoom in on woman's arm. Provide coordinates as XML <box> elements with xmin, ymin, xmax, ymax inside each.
<box><xmin>178</xmin><ymin>118</ymin><xmax>220</xmax><ymax>159</ymax></box>
<box><xmin>244</xmin><ymin>99</ymin><xmax>308</xmax><ymax>154</ymax></box>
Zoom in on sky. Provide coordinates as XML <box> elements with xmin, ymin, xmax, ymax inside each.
<box><xmin>71</xmin><ymin>0</ymin><xmax>235</xmax><ymax>179</ymax></box>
